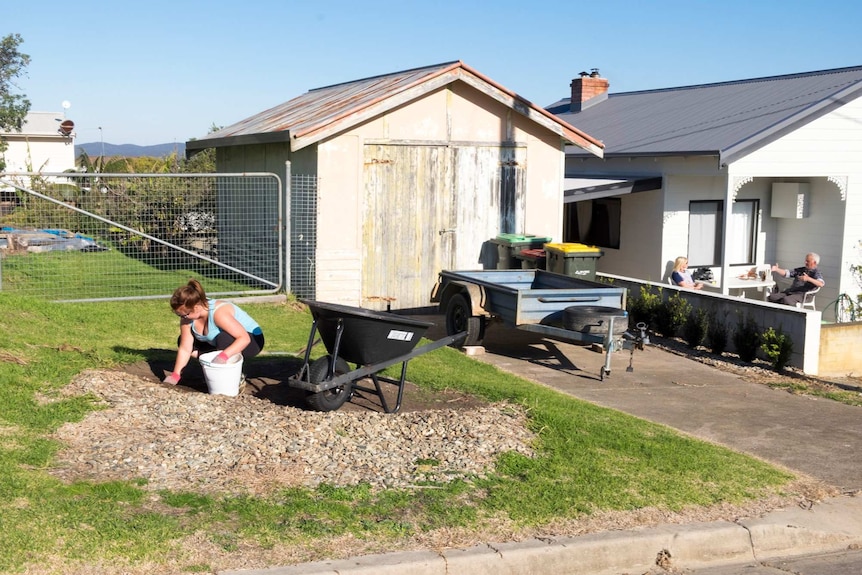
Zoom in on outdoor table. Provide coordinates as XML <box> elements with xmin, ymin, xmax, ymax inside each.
<box><xmin>701</xmin><ymin>276</ymin><xmax>776</xmax><ymax>300</ymax></box>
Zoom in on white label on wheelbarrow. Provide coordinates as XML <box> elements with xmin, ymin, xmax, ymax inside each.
<box><xmin>388</xmin><ymin>330</ymin><xmax>414</xmax><ymax>341</ymax></box>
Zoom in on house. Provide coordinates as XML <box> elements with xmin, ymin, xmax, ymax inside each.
<box><xmin>548</xmin><ymin>66</ymin><xmax>862</xmax><ymax>321</ymax></box>
<box><xmin>1</xmin><ymin>111</ymin><xmax>76</xmax><ymax>174</ymax></box>
<box><xmin>186</xmin><ymin>61</ymin><xmax>603</xmax><ymax>310</ymax></box>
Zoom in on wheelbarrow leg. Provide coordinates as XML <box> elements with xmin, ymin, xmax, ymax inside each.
<box><xmin>328</xmin><ymin>319</ymin><xmax>346</xmax><ymax>379</ymax></box>
<box><xmin>296</xmin><ymin>319</ymin><xmax>321</xmax><ymax>381</ymax></box>
<box><xmin>357</xmin><ymin>360</ymin><xmax>409</xmax><ymax>414</ymax></box>
<box><xmin>393</xmin><ymin>361</ymin><xmax>408</xmax><ymax>413</ymax></box>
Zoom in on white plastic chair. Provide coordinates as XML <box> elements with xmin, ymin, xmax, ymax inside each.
<box><xmin>797</xmin><ymin>286</ymin><xmax>820</xmax><ymax>310</ymax></box>
<box><xmin>667</xmin><ymin>276</ymin><xmax>676</xmax><ymax>286</ymax></box>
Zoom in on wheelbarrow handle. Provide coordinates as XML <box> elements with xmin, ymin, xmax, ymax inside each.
<box><xmin>288</xmin><ymin>331</ymin><xmax>468</xmax><ymax>394</ymax></box>
<box><xmin>340</xmin><ymin>331</ymin><xmax>467</xmax><ymax>381</ymax></box>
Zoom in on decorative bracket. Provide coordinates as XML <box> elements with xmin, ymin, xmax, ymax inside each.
<box><xmin>827</xmin><ymin>175</ymin><xmax>848</xmax><ymax>201</ymax></box>
<box><xmin>732</xmin><ymin>176</ymin><xmax>753</xmax><ymax>200</ymax></box>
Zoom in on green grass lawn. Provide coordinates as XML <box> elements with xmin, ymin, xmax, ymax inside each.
<box><xmin>0</xmin><ymin>241</ymin><xmax>274</xmax><ymax>300</ymax></box>
<box><xmin>0</xmin><ymin>294</ymin><xmax>797</xmax><ymax>574</ymax></box>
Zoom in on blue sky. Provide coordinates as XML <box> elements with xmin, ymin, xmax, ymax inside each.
<box><xmin>10</xmin><ymin>0</ymin><xmax>862</xmax><ymax>146</ymax></box>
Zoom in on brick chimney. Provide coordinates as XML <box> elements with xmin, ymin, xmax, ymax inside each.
<box><xmin>570</xmin><ymin>68</ymin><xmax>609</xmax><ymax>112</ymax></box>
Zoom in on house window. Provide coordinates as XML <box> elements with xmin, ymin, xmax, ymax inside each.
<box><xmin>728</xmin><ymin>199</ymin><xmax>758</xmax><ymax>265</ymax></box>
<box><xmin>563</xmin><ymin>198</ymin><xmax>621</xmax><ymax>249</ymax></box>
<box><xmin>688</xmin><ymin>199</ymin><xmax>758</xmax><ymax>267</ymax></box>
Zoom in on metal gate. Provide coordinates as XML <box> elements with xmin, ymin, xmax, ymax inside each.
<box><xmin>0</xmin><ymin>172</ymin><xmax>284</xmax><ymax>302</ymax></box>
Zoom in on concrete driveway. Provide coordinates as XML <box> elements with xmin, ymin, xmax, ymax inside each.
<box><xmin>423</xmin><ymin>316</ymin><xmax>862</xmax><ymax>492</ymax></box>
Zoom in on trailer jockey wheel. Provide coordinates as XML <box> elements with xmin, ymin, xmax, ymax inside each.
<box><xmin>305</xmin><ymin>355</ymin><xmax>353</xmax><ymax>412</ymax></box>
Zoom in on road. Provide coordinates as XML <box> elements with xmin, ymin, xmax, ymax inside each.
<box><xmin>687</xmin><ymin>548</ymin><xmax>862</xmax><ymax>574</ymax></box>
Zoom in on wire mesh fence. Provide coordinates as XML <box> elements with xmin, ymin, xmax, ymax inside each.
<box><xmin>0</xmin><ymin>172</ymin><xmax>283</xmax><ymax>302</ymax></box>
<box><xmin>288</xmin><ymin>172</ymin><xmax>317</xmax><ymax>300</ymax></box>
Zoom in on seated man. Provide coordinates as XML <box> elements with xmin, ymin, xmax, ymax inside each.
<box><xmin>768</xmin><ymin>253</ymin><xmax>824</xmax><ymax>306</ymax></box>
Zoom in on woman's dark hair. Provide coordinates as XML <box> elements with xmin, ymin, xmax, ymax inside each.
<box><xmin>170</xmin><ymin>278</ymin><xmax>208</xmax><ymax>312</ymax></box>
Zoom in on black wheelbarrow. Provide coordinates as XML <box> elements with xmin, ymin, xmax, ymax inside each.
<box><xmin>288</xmin><ymin>300</ymin><xmax>467</xmax><ymax>413</ymax></box>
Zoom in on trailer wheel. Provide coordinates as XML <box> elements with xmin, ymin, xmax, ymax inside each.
<box><xmin>445</xmin><ymin>293</ymin><xmax>485</xmax><ymax>347</ymax></box>
<box><xmin>305</xmin><ymin>355</ymin><xmax>353</xmax><ymax>412</ymax></box>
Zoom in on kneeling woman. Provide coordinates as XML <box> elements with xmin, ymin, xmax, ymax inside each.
<box><xmin>163</xmin><ymin>279</ymin><xmax>265</xmax><ymax>385</ymax></box>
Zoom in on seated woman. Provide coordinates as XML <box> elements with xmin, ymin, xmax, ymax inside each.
<box><xmin>671</xmin><ymin>256</ymin><xmax>703</xmax><ymax>290</ymax></box>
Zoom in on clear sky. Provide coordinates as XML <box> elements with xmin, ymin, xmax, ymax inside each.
<box><xmin>10</xmin><ymin>0</ymin><xmax>862</xmax><ymax>146</ymax></box>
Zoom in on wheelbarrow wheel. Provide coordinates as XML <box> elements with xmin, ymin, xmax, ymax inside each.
<box><xmin>305</xmin><ymin>355</ymin><xmax>353</xmax><ymax>412</ymax></box>
<box><xmin>445</xmin><ymin>293</ymin><xmax>485</xmax><ymax>347</ymax></box>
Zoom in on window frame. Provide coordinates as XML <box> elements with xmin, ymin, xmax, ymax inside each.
<box><xmin>687</xmin><ymin>199</ymin><xmax>759</xmax><ymax>267</ymax></box>
<box><xmin>563</xmin><ymin>197</ymin><xmax>621</xmax><ymax>249</ymax></box>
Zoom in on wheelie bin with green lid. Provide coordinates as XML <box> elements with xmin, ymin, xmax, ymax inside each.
<box><xmin>490</xmin><ymin>234</ymin><xmax>553</xmax><ymax>269</ymax></box>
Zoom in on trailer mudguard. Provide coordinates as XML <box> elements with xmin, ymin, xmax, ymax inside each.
<box><xmin>433</xmin><ymin>280</ymin><xmax>488</xmax><ymax>318</ymax></box>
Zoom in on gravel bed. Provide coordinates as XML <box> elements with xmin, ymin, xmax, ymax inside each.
<box><xmin>50</xmin><ymin>370</ymin><xmax>536</xmax><ymax>496</ymax></box>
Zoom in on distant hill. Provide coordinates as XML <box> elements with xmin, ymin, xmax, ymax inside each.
<box><xmin>75</xmin><ymin>142</ymin><xmax>186</xmax><ymax>158</ymax></box>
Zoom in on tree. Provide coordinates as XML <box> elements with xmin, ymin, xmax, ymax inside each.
<box><xmin>181</xmin><ymin>124</ymin><xmax>222</xmax><ymax>174</ymax></box>
<box><xmin>0</xmin><ymin>33</ymin><xmax>31</xmax><ymax>171</ymax></box>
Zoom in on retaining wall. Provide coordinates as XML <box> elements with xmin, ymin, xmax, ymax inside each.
<box><xmin>819</xmin><ymin>321</ymin><xmax>862</xmax><ymax>377</ymax></box>
<box><xmin>598</xmin><ymin>273</ymin><xmax>822</xmax><ymax>374</ymax></box>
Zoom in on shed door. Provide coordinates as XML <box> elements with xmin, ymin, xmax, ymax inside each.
<box><xmin>362</xmin><ymin>144</ymin><xmax>525</xmax><ymax>310</ymax></box>
<box><xmin>451</xmin><ymin>145</ymin><xmax>526</xmax><ymax>269</ymax></box>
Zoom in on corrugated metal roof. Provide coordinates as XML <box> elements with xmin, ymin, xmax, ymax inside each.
<box><xmin>187</xmin><ymin>61</ymin><xmax>603</xmax><ymax>156</ymax></box>
<box><xmin>1</xmin><ymin>112</ymin><xmax>66</xmax><ymax>137</ymax></box>
<box><xmin>549</xmin><ymin>65</ymin><xmax>862</xmax><ymax>165</ymax></box>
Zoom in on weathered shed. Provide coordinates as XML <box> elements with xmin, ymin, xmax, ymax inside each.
<box><xmin>187</xmin><ymin>61</ymin><xmax>603</xmax><ymax>310</ymax></box>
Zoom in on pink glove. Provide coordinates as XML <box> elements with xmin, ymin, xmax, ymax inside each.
<box><xmin>163</xmin><ymin>372</ymin><xmax>181</xmax><ymax>385</ymax></box>
<box><xmin>212</xmin><ymin>351</ymin><xmax>230</xmax><ymax>365</ymax></box>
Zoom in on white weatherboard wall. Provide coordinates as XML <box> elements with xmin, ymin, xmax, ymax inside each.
<box><xmin>317</xmin><ymin>135</ymin><xmax>363</xmax><ymax>305</ymax></box>
<box><xmin>609</xmin><ymin>187</ymin><xmax>664</xmax><ymax>281</ymax></box>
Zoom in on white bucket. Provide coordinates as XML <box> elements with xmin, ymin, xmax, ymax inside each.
<box><xmin>199</xmin><ymin>351</ymin><xmax>244</xmax><ymax>396</ymax></box>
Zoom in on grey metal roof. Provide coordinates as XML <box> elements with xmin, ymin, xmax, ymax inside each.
<box><xmin>1</xmin><ymin>112</ymin><xmax>66</xmax><ymax>137</ymax></box>
<box><xmin>548</xmin><ymin>66</ymin><xmax>862</xmax><ymax>165</ymax></box>
<box><xmin>187</xmin><ymin>61</ymin><xmax>603</xmax><ymax>156</ymax></box>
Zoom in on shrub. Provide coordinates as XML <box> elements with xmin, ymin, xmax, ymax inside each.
<box><xmin>682</xmin><ymin>307</ymin><xmax>709</xmax><ymax>349</ymax></box>
<box><xmin>654</xmin><ymin>292</ymin><xmax>691</xmax><ymax>338</ymax></box>
<box><xmin>732</xmin><ymin>314</ymin><xmax>761</xmax><ymax>362</ymax></box>
<box><xmin>706</xmin><ymin>310</ymin><xmax>729</xmax><ymax>355</ymax></box>
<box><xmin>628</xmin><ymin>285</ymin><xmax>662</xmax><ymax>329</ymax></box>
<box><xmin>760</xmin><ymin>327</ymin><xmax>794</xmax><ymax>371</ymax></box>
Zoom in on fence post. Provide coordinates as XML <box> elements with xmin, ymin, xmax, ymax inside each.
<box><xmin>284</xmin><ymin>161</ymin><xmax>292</xmax><ymax>296</ymax></box>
